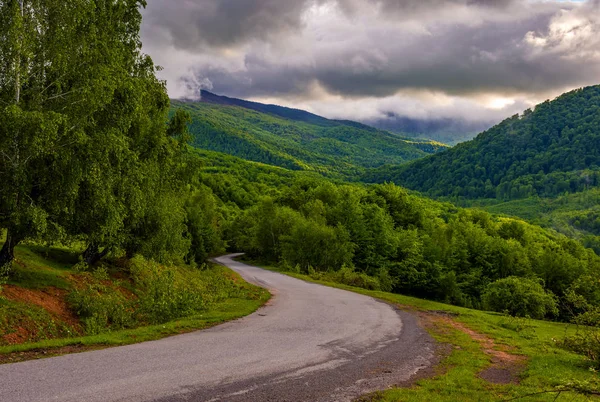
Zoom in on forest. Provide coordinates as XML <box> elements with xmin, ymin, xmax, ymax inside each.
<box><xmin>365</xmin><ymin>85</ymin><xmax>600</xmax><ymax>201</ymax></box>
<box><xmin>176</xmin><ymin>151</ymin><xmax>600</xmax><ymax>321</ymax></box>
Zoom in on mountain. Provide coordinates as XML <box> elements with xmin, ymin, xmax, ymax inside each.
<box><xmin>364</xmin><ymin>115</ymin><xmax>494</xmax><ymax>145</ymax></box>
<box><xmin>364</xmin><ymin>85</ymin><xmax>600</xmax><ymax>200</ymax></box>
<box><xmin>172</xmin><ymin>93</ymin><xmax>447</xmax><ymax>178</ymax></box>
<box><xmin>197</xmin><ymin>90</ymin><xmax>335</xmax><ymax>127</ymax></box>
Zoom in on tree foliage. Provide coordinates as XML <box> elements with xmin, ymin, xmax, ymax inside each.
<box><xmin>482</xmin><ymin>277</ymin><xmax>558</xmax><ymax>319</ymax></box>
<box><xmin>0</xmin><ymin>0</ymin><xmax>190</xmax><ymax>267</ymax></box>
<box><xmin>187</xmin><ymin>153</ymin><xmax>600</xmax><ymax>320</ymax></box>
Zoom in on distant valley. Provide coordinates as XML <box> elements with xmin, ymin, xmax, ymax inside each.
<box><xmin>364</xmin><ymin>114</ymin><xmax>494</xmax><ymax>145</ymax></box>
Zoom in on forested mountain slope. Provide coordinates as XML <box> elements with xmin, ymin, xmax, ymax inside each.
<box><xmin>474</xmin><ymin>188</ymin><xmax>600</xmax><ymax>255</ymax></box>
<box><xmin>188</xmin><ymin>148</ymin><xmax>600</xmax><ymax>319</ymax></box>
<box><xmin>172</xmin><ymin>96</ymin><xmax>446</xmax><ymax>178</ymax></box>
<box><xmin>365</xmin><ymin>85</ymin><xmax>600</xmax><ymax>199</ymax></box>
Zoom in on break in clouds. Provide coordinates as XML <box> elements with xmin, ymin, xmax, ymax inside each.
<box><xmin>140</xmin><ymin>0</ymin><xmax>600</xmax><ymax>127</ymax></box>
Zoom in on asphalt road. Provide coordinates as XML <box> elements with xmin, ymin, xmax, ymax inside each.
<box><xmin>0</xmin><ymin>254</ymin><xmax>436</xmax><ymax>402</ymax></box>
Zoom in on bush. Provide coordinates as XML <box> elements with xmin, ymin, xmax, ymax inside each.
<box><xmin>311</xmin><ymin>265</ymin><xmax>381</xmax><ymax>291</ymax></box>
<box><xmin>281</xmin><ymin>220</ymin><xmax>354</xmax><ymax>272</ymax></box>
<box><xmin>129</xmin><ymin>256</ymin><xmax>211</xmax><ymax>324</ymax></box>
<box><xmin>68</xmin><ymin>280</ymin><xmax>135</xmax><ymax>335</ymax></box>
<box><xmin>561</xmin><ymin>294</ymin><xmax>600</xmax><ymax>368</ymax></box>
<box><xmin>561</xmin><ymin>328</ymin><xmax>600</xmax><ymax>368</ymax></box>
<box><xmin>482</xmin><ymin>276</ymin><xmax>558</xmax><ymax>319</ymax></box>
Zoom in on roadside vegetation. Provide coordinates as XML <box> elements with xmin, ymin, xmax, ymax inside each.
<box><xmin>0</xmin><ymin>242</ymin><xmax>268</xmax><ymax>362</ymax></box>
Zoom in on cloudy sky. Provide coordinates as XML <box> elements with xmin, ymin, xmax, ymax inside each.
<box><xmin>140</xmin><ymin>0</ymin><xmax>600</xmax><ymax>126</ymax></box>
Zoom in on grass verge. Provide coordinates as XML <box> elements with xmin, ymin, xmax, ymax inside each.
<box><xmin>0</xmin><ymin>294</ymin><xmax>268</xmax><ymax>364</ymax></box>
<box><xmin>241</xmin><ymin>258</ymin><xmax>598</xmax><ymax>402</ymax></box>
<box><xmin>0</xmin><ymin>247</ymin><xmax>270</xmax><ymax>364</ymax></box>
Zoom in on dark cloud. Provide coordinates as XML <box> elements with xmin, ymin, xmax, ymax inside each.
<box><xmin>140</xmin><ymin>0</ymin><xmax>600</xmax><ymax>123</ymax></box>
<box><xmin>142</xmin><ymin>0</ymin><xmax>315</xmax><ymax>50</ymax></box>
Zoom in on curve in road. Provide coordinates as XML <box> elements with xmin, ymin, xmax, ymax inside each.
<box><xmin>0</xmin><ymin>254</ymin><xmax>436</xmax><ymax>402</ymax></box>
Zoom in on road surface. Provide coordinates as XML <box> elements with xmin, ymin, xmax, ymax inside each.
<box><xmin>0</xmin><ymin>254</ymin><xmax>436</xmax><ymax>402</ymax></box>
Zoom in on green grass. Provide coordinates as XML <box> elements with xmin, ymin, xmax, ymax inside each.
<box><xmin>245</xmin><ymin>259</ymin><xmax>598</xmax><ymax>401</ymax></box>
<box><xmin>7</xmin><ymin>245</ymin><xmax>75</xmax><ymax>289</ymax></box>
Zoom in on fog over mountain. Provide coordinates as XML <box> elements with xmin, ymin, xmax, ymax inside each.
<box><xmin>140</xmin><ymin>0</ymin><xmax>600</xmax><ymax>143</ymax></box>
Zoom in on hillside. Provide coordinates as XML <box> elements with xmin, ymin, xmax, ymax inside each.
<box><xmin>364</xmin><ymin>85</ymin><xmax>600</xmax><ymax>199</ymax></box>
<box><xmin>475</xmin><ymin>188</ymin><xmax>600</xmax><ymax>255</ymax></box>
<box><xmin>172</xmin><ymin>94</ymin><xmax>447</xmax><ymax>178</ymax></box>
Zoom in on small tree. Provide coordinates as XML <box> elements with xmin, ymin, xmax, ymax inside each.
<box><xmin>482</xmin><ymin>276</ymin><xmax>558</xmax><ymax>319</ymax></box>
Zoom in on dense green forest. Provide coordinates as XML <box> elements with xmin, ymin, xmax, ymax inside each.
<box><xmin>172</xmin><ymin>98</ymin><xmax>446</xmax><ymax>179</ymax></box>
<box><xmin>178</xmin><ymin>149</ymin><xmax>600</xmax><ymax>321</ymax></box>
<box><xmin>473</xmin><ymin>188</ymin><xmax>600</xmax><ymax>256</ymax></box>
<box><xmin>365</xmin><ymin>85</ymin><xmax>600</xmax><ymax>200</ymax></box>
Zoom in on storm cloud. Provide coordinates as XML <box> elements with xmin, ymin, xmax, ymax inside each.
<box><xmin>140</xmin><ymin>0</ymin><xmax>600</xmax><ymax>126</ymax></box>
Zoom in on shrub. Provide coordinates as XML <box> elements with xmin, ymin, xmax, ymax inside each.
<box><xmin>129</xmin><ymin>256</ymin><xmax>210</xmax><ymax>324</ymax></box>
<box><xmin>561</xmin><ymin>329</ymin><xmax>600</xmax><ymax>368</ymax></box>
<box><xmin>68</xmin><ymin>281</ymin><xmax>135</xmax><ymax>335</ymax></box>
<box><xmin>68</xmin><ymin>256</ymin><xmax>247</xmax><ymax>335</ymax></box>
<box><xmin>310</xmin><ymin>265</ymin><xmax>381</xmax><ymax>291</ymax></box>
<box><xmin>561</xmin><ymin>290</ymin><xmax>600</xmax><ymax>368</ymax></box>
<box><xmin>281</xmin><ymin>220</ymin><xmax>354</xmax><ymax>272</ymax></box>
<box><xmin>482</xmin><ymin>276</ymin><xmax>558</xmax><ymax>319</ymax></box>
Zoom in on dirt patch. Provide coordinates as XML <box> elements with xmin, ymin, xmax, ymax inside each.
<box><xmin>0</xmin><ymin>344</ymin><xmax>106</xmax><ymax>365</ymax></box>
<box><xmin>2</xmin><ymin>327</ymin><xmax>30</xmax><ymax>345</ymax></box>
<box><xmin>1</xmin><ymin>285</ymin><xmax>81</xmax><ymax>330</ymax></box>
<box><xmin>418</xmin><ymin>310</ymin><xmax>527</xmax><ymax>385</ymax></box>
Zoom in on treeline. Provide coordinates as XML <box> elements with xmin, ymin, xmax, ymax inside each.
<box><xmin>365</xmin><ymin>85</ymin><xmax>600</xmax><ymax>201</ymax></box>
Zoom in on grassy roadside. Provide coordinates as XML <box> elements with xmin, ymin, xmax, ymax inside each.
<box><xmin>0</xmin><ymin>247</ymin><xmax>270</xmax><ymax>364</ymax></box>
<box><xmin>241</xmin><ymin>258</ymin><xmax>598</xmax><ymax>401</ymax></box>
<box><xmin>0</xmin><ymin>295</ymin><xmax>268</xmax><ymax>364</ymax></box>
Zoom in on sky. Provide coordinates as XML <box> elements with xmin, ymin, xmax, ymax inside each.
<box><xmin>140</xmin><ymin>0</ymin><xmax>600</xmax><ymax>126</ymax></box>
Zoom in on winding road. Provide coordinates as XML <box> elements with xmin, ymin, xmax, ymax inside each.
<box><xmin>0</xmin><ymin>254</ymin><xmax>436</xmax><ymax>402</ymax></box>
